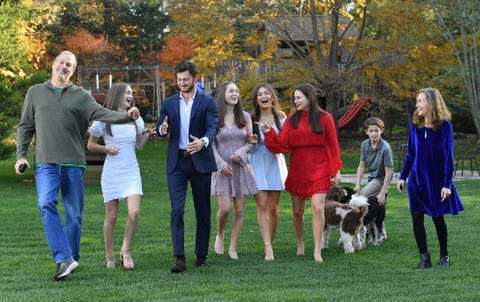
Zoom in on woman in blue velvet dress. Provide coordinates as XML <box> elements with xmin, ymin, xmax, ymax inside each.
<box><xmin>397</xmin><ymin>87</ymin><xmax>463</xmax><ymax>270</ymax></box>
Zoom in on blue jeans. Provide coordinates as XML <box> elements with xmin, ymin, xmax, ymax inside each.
<box><xmin>35</xmin><ymin>164</ymin><xmax>85</xmax><ymax>263</ymax></box>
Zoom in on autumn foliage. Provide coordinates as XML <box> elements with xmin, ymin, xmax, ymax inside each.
<box><xmin>59</xmin><ymin>31</ymin><xmax>124</xmax><ymax>66</ymax></box>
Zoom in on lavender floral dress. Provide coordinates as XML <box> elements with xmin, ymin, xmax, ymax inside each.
<box><xmin>211</xmin><ymin>111</ymin><xmax>258</xmax><ymax>197</ymax></box>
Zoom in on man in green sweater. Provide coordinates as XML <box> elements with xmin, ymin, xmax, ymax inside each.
<box><xmin>15</xmin><ymin>51</ymin><xmax>140</xmax><ymax>281</ymax></box>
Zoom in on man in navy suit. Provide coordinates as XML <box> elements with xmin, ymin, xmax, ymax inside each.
<box><xmin>157</xmin><ymin>61</ymin><xmax>219</xmax><ymax>273</ymax></box>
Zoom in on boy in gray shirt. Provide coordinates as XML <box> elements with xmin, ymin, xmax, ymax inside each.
<box><xmin>355</xmin><ymin>117</ymin><xmax>393</xmax><ymax>241</ymax></box>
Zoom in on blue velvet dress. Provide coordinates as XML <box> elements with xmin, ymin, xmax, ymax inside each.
<box><xmin>399</xmin><ymin>121</ymin><xmax>464</xmax><ymax>217</ymax></box>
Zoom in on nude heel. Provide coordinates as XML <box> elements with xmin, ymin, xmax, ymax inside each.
<box><xmin>264</xmin><ymin>242</ymin><xmax>274</xmax><ymax>261</ymax></box>
<box><xmin>119</xmin><ymin>250</ymin><xmax>135</xmax><ymax>270</ymax></box>
<box><xmin>105</xmin><ymin>255</ymin><xmax>116</xmax><ymax>269</ymax></box>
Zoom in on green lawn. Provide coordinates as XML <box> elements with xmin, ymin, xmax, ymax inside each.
<box><xmin>1</xmin><ymin>139</ymin><xmax>479</xmax><ymax>301</ymax></box>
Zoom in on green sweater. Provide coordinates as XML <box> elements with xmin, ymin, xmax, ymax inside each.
<box><xmin>16</xmin><ymin>80</ymin><xmax>133</xmax><ymax>165</ymax></box>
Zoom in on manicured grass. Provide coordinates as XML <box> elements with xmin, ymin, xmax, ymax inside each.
<box><xmin>1</xmin><ymin>139</ymin><xmax>479</xmax><ymax>301</ymax></box>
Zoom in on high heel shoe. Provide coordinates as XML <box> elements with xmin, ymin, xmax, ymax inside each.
<box><xmin>264</xmin><ymin>242</ymin><xmax>274</xmax><ymax>261</ymax></box>
<box><xmin>214</xmin><ymin>235</ymin><xmax>224</xmax><ymax>255</ymax></box>
<box><xmin>296</xmin><ymin>242</ymin><xmax>305</xmax><ymax>256</ymax></box>
<box><xmin>313</xmin><ymin>248</ymin><xmax>323</xmax><ymax>263</ymax></box>
<box><xmin>228</xmin><ymin>249</ymin><xmax>238</xmax><ymax>260</ymax></box>
<box><xmin>105</xmin><ymin>255</ymin><xmax>116</xmax><ymax>269</ymax></box>
<box><xmin>119</xmin><ymin>250</ymin><xmax>135</xmax><ymax>270</ymax></box>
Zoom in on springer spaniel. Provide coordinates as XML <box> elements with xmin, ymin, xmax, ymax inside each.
<box><xmin>327</xmin><ymin>186</ymin><xmax>387</xmax><ymax>247</ymax></box>
<box><xmin>322</xmin><ymin>195</ymin><xmax>369</xmax><ymax>253</ymax></box>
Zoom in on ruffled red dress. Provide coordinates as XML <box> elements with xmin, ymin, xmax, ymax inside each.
<box><xmin>264</xmin><ymin>111</ymin><xmax>342</xmax><ymax>199</ymax></box>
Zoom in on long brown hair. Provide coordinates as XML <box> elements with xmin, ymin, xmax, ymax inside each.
<box><xmin>414</xmin><ymin>87</ymin><xmax>451</xmax><ymax>131</ymax></box>
<box><xmin>290</xmin><ymin>83</ymin><xmax>325</xmax><ymax>134</ymax></box>
<box><xmin>103</xmin><ymin>83</ymin><xmax>133</xmax><ymax>136</ymax></box>
<box><xmin>215</xmin><ymin>81</ymin><xmax>247</xmax><ymax>128</ymax></box>
<box><xmin>250</xmin><ymin>83</ymin><xmax>283</xmax><ymax>138</ymax></box>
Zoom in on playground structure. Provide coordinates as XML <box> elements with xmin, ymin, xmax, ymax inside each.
<box><xmin>338</xmin><ymin>97</ymin><xmax>373</xmax><ymax>131</ymax></box>
<box><xmin>78</xmin><ymin>64</ymin><xmax>374</xmax><ymax>132</ymax></box>
<box><xmin>77</xmin><ymin>65</ymin><xmax>172</xmax><ymax>119</ymax></box>
<box><xmin>77</xmin><ymin>65</ymin><xmax>219</xmax><ymax>119</ymax></box>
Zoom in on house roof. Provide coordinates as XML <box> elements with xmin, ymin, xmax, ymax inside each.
<box><xmin>265</xmin><ymin>15</ymin><xmax>359</xmax><ymax>42</ymax></box>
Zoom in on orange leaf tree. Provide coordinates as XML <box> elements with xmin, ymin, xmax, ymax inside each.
<box><xmin>60</xmin><ymin>31</ymin><xmax>123</xmax><ymax>66</ymax></box>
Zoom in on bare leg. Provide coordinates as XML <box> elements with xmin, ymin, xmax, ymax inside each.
<box><xmin>104</xmin><ymin>200</ymin><xmax>119</xmax><ymax>269</ymax></box>
<box><xmin>215</xmin><ymin>195</ymin><xmax>231</xmax><ymax>255</ymax></box>
<box><xmin>291</xmin><ymin>195</ymin><xmax>306</xmax><ymax>255</ymax></box>
<box><xmin>120</xmin><ymin>194</ymin><xmax>141</xmax><ymax>270</ymax></box>
<box><xmin>255</xmin><ymin>191</ymin><xmax>274</xmax><ymax>260</ymax></box>
<box><xmin>311</xmin><ymin>193</ymin><xmax>326</xmax><ymax>263</ymax></box>
<box><xmin>267</xmin><ymin>191</ymin><xmax>281</xmax><ymax>243</ymax></box>
<box><xmin>228</xmin><ymin>196</ymin><xmax>245</xmax><ymax>260</ymax></box>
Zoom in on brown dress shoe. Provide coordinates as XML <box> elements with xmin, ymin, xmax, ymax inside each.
<box><xmin>171</xmin><ymin>258</ymin><xmax>186</xmax><ymax>273</ymax></box>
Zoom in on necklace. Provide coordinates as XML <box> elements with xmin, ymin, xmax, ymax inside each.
<box><xmin>260</xmin><ymin>115</ymin><xmax>274</xmax><ymax>125</ymax></box>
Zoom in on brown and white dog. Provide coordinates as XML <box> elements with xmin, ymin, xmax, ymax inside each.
<box><xmin>327</xmin><ymin>186</ymin><xmax>387</xmax><ymax>247</ymax></box>
<box><xmin>322</xmin><ymin>194</ymin><xmax>369</xmax><ymax>253</ymax></box>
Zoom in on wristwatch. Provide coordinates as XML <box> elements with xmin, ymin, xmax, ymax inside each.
<box><xmin>200</xmin><ymin>137</ymin><xmax>208</xmax><ymax>149</ymax></box>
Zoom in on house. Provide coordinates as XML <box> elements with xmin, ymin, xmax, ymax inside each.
<box><xmin>263</xmin><ymin>15</ymin><xmax>359</xmax><ymax>63</ymax></box>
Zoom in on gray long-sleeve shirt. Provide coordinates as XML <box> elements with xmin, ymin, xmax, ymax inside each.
<box><xmin>16</xmin><ymin>80</ymin><xmax>133</xmax><ymax>165</ymax></box>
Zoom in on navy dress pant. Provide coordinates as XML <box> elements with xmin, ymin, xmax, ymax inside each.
<box><xmin>167</xmin><ymin>152</ymin><xmax>211</xmax><ymax>258</ymax></box>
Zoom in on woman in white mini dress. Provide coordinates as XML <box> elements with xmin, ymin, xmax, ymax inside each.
<box><xmin>87</xmin><ymin>83</ymin><xmax>153</xmax><ymax>270</ymax></box>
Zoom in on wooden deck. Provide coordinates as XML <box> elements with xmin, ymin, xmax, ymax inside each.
<box><xmin>84</xmin><ymin>152</ymin><xmax>105</xmax><ymax>185</ymax></box>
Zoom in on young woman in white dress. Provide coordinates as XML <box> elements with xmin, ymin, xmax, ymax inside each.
<box><xmin>87</xmin><ymin>84</ymin><xmax>154</xmax><ymax>270</ymax></box>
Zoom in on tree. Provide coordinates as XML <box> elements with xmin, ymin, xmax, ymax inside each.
<box><xmin>122</xmin><ymin>0</ymin><xmax>171</xmax><ymax>64</ymax></box>
<box><xmin>429</xmin><ymin>0</ymin><xmax>480</xmax><ymax>135</ymax></box>
<box><xmin>164</xmin><ymin>0</ymin><xmax>472</xmax><ymax>133</ymax></box>
<box><xmin>352</xmin><ymin>0</ymin><xmax>461</xmax><ymax>133</ymax></box>
<box><xmin>258</xmin><ymin>0</ymin><xmax>371</xmax><ymax>121</ymax></box>
<box><xmin>0</xmin><ymin>0</ymin><xmax>51</xmax><ymax>159</ymax></box>
<box><xmin>166</xmin><ymin>0</ymin><xmax>253</xmax><ymax>75</ymax></box>
<box><xmin>46</xmin><ymin>0</ymin><xmax>170</xmax><ymax>65</ymax></box>
<box><xmin>153</xmin><ymin>32</ymin><xmax>196</xmax><ymax>80</ymax></box>
<box><xmin>0</xmin><ymin>1</ymin><xmax>50</xmax><ymax>77</ymax></box>
<box><xmin>360</xmin><ymin>0</ymin><xmax>456</xmax><ymax>97</ymax></box>
<box><xmin>44</xmin><ymin>0</ymin><xmax>107</xmax><ymax>60</ymax></box>
<box><xmin>60</xmin><ymin>31</ymin><xmax>123</xmax><ymax>66</ymax></box>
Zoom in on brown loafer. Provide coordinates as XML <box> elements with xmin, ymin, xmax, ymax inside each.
<box><xmin>171</xmin><ymin>258</ymin><xmax>186</xmax><ymax>273</ymax></box>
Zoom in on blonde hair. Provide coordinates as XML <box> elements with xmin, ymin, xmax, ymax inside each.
<box><xmin>250</xmin><ymin>83</ymin><xmax>283</xmax><ymax>137</ymax></box>
<box><xmin>414</xmin><ymin>87</ymin><xmax>451</xmax><ymax>131</ymax></box>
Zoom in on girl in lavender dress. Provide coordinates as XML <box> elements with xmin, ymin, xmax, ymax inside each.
<box><xmin>211</xmin><ymin>82</ymin><xmax>257</xmax><ymax>260</ymax></box>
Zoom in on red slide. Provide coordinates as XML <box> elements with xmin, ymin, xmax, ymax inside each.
<box><xmin>338</xmin><ymin>97</ymin><xmax>373</xmax><ymax>131</ymax></box>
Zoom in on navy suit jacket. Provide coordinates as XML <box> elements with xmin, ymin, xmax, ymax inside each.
<box><xmin>157</xmin><ymin>91</ymin><xmax>219</xmax><ymax>174</ymax></box>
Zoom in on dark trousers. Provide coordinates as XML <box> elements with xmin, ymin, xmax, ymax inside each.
<box><xmin>167</xmin><ymin>154</ymin><xmax>212</xmax><ymax>258</ymax></box>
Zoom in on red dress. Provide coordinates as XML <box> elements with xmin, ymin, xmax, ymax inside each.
<box><xmin>264</xmin><ymin>111</ymin><xmax>342</xmax><ymax>199</ymax></box>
